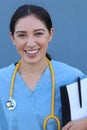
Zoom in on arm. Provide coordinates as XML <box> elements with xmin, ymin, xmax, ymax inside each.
<box><xmin>62</xmin><ymin>118</ymin><xmax>87</xmax><ymax>130</ymax></box>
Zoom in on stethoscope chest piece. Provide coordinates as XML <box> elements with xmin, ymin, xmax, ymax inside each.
<box><xmin>6</xmin><ymin>98</ymin><xmax>16</xmax><ymax>110</ymax></box>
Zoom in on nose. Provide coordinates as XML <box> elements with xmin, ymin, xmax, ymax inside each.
<box><xmin>26</xmin><ymin>36</ymin><xmax>36</xmax><ymax>47</ymax></box>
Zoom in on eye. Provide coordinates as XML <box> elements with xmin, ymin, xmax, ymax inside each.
<box><xmin>17</xmin><ymin>34</ymin><xmax>27</xmax><ymax>39</ymax></box>
<box><xmin>34</xmin><ymin>32</ymin><xmax>44</xmax><ymax>37</ymax></box>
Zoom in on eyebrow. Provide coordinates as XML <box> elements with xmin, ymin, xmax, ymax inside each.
<box><xmin>15</xmin><ymin>28</ymin><xmax>46</xmax><ymax>34</ymax></box>
<box><xmin>34</xmin><ymin>29</ymin><xmax>46</xmax><ymax>32</ymax></box>
<box><xmin>15</xmin><ymin>31</ymin><xmax>27</xmax><ymax>34</ymax></box>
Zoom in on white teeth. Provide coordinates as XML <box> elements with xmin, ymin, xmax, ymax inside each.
<box><xmin>26</xmin><ymin>50</ymin><xmax>38</xmax><ymax>54</ymax></box>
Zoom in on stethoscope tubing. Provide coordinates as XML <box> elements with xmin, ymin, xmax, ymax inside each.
<box><xmin>6</xmin><ymin>58</ymin><xmax>60</xmax><ymax>130</ymax></box>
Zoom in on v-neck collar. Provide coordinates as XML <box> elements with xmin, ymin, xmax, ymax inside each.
<box><xmin>14</xmin><ymin>65</ymin><xmax>51</xmax><ymax>98</ymax></box>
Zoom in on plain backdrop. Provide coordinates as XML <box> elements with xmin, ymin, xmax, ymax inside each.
<box><xmin>0</xmin><ymin>0</ymin><xmax>87</xmax><ymax>74</ymax></box>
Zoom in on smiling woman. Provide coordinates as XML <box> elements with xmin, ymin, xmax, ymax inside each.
<box><xmin>10</xmin><ymin>5</ymin><xmax>54</xmax><ymax>66</ymax></box>
<box><xmin>0</xmin><ymin>4</ymin><xmax>87</xmax><ymax>130</ymax></box>
<box><xmin>10</xmin><ymin>15</ymin><xmax>53</xmax><ymax>65</ymax></box>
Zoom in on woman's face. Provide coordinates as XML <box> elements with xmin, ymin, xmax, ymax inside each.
<box><xmin>10</xmin><ymin>15</ymin><xmax>54</xmax><ymax>64</ymax></box>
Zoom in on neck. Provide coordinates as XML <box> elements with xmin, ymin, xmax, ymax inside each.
<box><xmin>19</xmin><ymin>58</ymin><xmax>48</xmax><ymax>76</ymax></box>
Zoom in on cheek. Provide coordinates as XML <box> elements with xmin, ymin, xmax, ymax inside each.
<box><xmin>14</xmin><ymin>40</ymin><xmax>24</xmax><ymax>49</ymax></box>
<box><xmin>39</xmin><ymin>40</ymin><xmax>48</xmax><ymax>49</ymax></box>
<box><xmin>42</xmin><ymin>39</ymin><xmax>49</xmax><ymax>49</ymax></box>
<box><xmin>38</xmin><ymin>36</ymin><xmax>49</xmax><ymax>46</ymax></box>
<box><xmin>40</xmin><ymin>40</ymin><xmax>49</xmax><ymax>52</ymax></box>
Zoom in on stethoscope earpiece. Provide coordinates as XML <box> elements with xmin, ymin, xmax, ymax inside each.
<box><xmin>6</xmin><ymin>98</ymin><xmax>16</xmax><ymax>110</ymax></box>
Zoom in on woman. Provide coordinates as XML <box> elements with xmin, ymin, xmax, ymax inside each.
<box><xmin>0</xmin><ymin>4</ymin><xmax>87</xmax><ymax>130</ymax></box>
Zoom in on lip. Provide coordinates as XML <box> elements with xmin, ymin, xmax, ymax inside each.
<box><xmin>25</xmin><ymin>49</ymin><xmax>39</xmax><ymax>58</ymax></box>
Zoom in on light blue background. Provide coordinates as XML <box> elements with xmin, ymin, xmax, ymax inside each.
<box><xmin>0</xmin><ymin>0</ymin><xmax>87</xmax><ymax>74</ymax></box>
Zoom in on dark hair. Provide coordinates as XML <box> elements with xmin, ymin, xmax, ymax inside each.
<box><xmin>10</xmin><ymin>4</ymin><xmax>52</xmax><ymax>35</ymax></box>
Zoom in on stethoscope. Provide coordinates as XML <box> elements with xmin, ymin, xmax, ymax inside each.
<box><xmin>6</xmin><ymin>58</ymin><xmax>60</xmax><ymax>130</ymax></box>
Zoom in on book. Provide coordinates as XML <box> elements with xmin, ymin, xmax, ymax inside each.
<box><xmin>60</xmin><ymin>77</ymin><xmax>87</xmax><ymax>126</ymax></box>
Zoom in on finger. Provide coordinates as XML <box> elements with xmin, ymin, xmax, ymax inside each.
<box><xmin>62</xmin><ymin>121</ymin><xmax>73</xmax><ymax>130</ymax></box>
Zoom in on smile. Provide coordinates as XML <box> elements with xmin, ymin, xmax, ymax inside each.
<box><xmin>25</xmin><ymin>49</ymin><xmax>39</xmax><ymax>57</ymax></box>
<box><xmin>26</xmin><ymin>50</ymin><xmax>38</xmax><ymax>54</ymax></box>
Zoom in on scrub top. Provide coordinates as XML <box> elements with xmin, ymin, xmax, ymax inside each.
<box><xmin>0</xmin><ymin>60</ymin><xmax>86</xmax><ymax>130</ymax></box>
<box><xmin>0</xmin><ymin>99</ymin><xmax>8</xmax><ymax>130</ymax></box>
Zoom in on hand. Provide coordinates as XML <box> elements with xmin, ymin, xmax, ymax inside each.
<box><xmin>62</xmin><ymin>118</ymin><xmax>87</xmax><ymax>130</ymax></box>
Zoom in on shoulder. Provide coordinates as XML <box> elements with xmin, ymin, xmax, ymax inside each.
<box><xmin>51</xmin><ymin>59</ymin><xmax>82</xmax><ymax>73</ymax></box>
<box><xmin>0</xmin><ymin>64</ymin><xmax>15</xmax><ymax>79</ymax></box>
<box><xmin>51</xmin><ymin>59</ymin><xmax>86</xmax><ymax>85</ymax></box>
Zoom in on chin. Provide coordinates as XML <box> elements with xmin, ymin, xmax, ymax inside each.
<box><xmin>25</xmin><ymin>58</ymin><xmax>41</xmax><ymax>64</ymax></box>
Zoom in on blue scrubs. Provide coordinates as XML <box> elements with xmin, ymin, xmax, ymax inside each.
<box><xmin>0</xmin><ymin>99</ymin><xmax>8</xmax><ymax>130</ymax></box>
<box><xmin>0</xmin><ymin>60</ymin><xmax>86</xmax><ymax>130</ymax></box>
